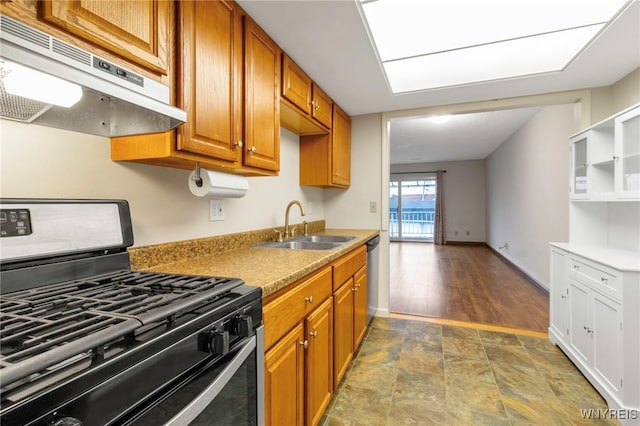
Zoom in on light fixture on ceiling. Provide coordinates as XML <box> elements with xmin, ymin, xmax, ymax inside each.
<box><xmin>1</xmin><ymin>59</ymin><xmax>82</xmax><ymax>108</ymax></box>
<box><xmin>427</xmin><ymin>114</ymin><xmax>452</xmax><ymax>124</ymax></box>
<box><xmin>358</xmin><ymin>0</ymin><xmax>631</xmax><ymax>94</ymax></box>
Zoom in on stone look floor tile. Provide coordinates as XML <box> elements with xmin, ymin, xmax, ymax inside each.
<box><xmin>442</xmin><ymin>336</ymin><xmax>487</xmax><ymax>360</ymax></box>
<box><xmin>327</xmin><ymin>383</ymin><xmax>392</xmax><ymax>426</ymax></box>
<box><xmin>344</xmin><ymin>361</ymin><xmax>397</xmax><ymax>393</ymax></box>
<box><xmin>322</xmin><ymin>320</ymin><xmax>623</xmax><ymax>426</ymax></box>
<box><xmin>491</xmin><ymin>362</ymin><xmax>554</xmax><ymax>399</ymax></box>
<box><xmin>442</xmin><ymin>324</ymin><xmax>481</xmax><ymax>341</ymax></box>
<box><xmin>445</xmin><ymin>376</ymin><xmax>507</xmax><ymax>418</ymax></box>
<box><xmin>478</xmin><ymin>329</ymin><xmax>523</xmax><ymax>346</ymax></box>
<box><xmin>518</xmin><ymin>334</ymin><xmax>558</xmax><ymax>352</ymax></box>
<box><xmin>386</xmin><ymin>397</ymin><xmax>449</xmax><ymax>426</ymax></box>
<box><xmin>445</xmin><ymin>407</ymin><xmax>511</xmax><ymax>426</ymax></box>
<box><xmin>398</xmin><ymin>340</ymin><xmax>445</xmax><ymax>375</ymax></box>
<box><xmin>444</xmin><ymin>355</ymin><xmax>495</xmax><ymax>385</ymax></box>
<box><xmin>501</xmin><ymin>392</ymin><xmax>574</xmax><ymax>425</ymax></box>
<box><xmin>392</xmin><ymin>367</ymin><xmax>446</xmax><ymax>403</ymax></box>
<box><xmin>483</xmin><ymin>342</ymin><xmax>536</xmax><ymax>368</ymax></box>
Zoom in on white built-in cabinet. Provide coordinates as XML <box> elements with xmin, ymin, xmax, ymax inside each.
<box><xmin>551</xmin><ymin>103</ymin><xmax>640</xmax><ymax>424</ymax></box>
<box><xmin>570</xmin><ymin>103</ymin><xmax>640</xmax><ymax>200</ymax></box>
<box><xmin>549</xmin><ymin>245</ymin><xmax>639</xmax><ymax>420</ymax></box>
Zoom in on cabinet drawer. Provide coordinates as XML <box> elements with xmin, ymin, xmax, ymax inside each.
<box><xmin>263</xmin><ymin>266</ymin><xmax>332</xmax><ymax>350</ymax></box>
<box><xmin>333</xmin><ymin>245</ymin><xmax>366</xmax><ymax>291</ymax></box>
<box><xmin>569</xmin><ymin>257</ymin><xmax>619</xmax><ymax>299</ymax></box>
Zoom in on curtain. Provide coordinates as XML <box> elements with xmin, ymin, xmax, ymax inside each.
<box><xmin>434</xmin><ymin>170</ymin><xmax>446</xmax><ymax>245</ymax></box>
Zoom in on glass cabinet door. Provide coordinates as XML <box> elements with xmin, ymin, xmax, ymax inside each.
<box><xmin>572</xmin><ymin>137</ymin><xmax>588</xmax><ymax>197</ymax></box>
<box><xmin>615</xmin><ymin>107</ymin><xmax>640</xmax><ymax>198</ymax></box>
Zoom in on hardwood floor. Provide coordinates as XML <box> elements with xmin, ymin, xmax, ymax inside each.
<box><xmin>389</xmin><ymin>242</ymin><xmax>550</xmax><ymax>332</ymax></box>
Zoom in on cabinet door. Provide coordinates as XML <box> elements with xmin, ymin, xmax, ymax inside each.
<box><xmin>243</xmin><ymin>16</ymin><xmax>281</xmax><ymax>172</ymax></box>
<box><xmin>353</xmin><ymin>265</ymin><xmax>368</xmax><ymax>349</ymax></box>
<box><xmin>333</xmin><ymin>278</ymin><xmax>354</xmax><ymax>389</ymax></box>
<box><xmin>615</xmin><ymin>106</ymin><xmax>640</xmax><ymax>199</ymax></box>
<box><xmin>568</xmin><ymin>279</ymin><xmax>592</xmax><ymax>364</ymax></box>
<box><xmin>42</xmin><ymin>0</ymin><xmax>170</xmax><ymax>75</ymax></box>
<box><xmin>177</xmin><ymin>0</ymin><xmax>243</xmax><ymax>165</ymax></box>
<box><xmin>571</xmin><ymin>136</ymin><xmax>589</xmax><ymax>199</ymax></box>
<box><xmin>311</xmin><ymin>84</ymin><xmax>332</xmax><ymax>129</ymax></box>
<box><xmin>305</xmin><ymin>298</ymin><xmax>333</xmax><ymax>426</ymax></box>
<box><xmin>592</xmin><ymin>292</ymin><xmax>623</xmax><ymax>394</ymax></box>
<box><xmin>265</xmin><ymin>323</ymin><xmax>304</xmax><ymax>426</ymax></box>
<box><xmin>282</xmin><ymin>55</ymin><xmax>312</xmax><ymax>115</ymax></box>
<box><xmin>550</xmin><ymin>249</ymin><xmax>570</xmax><ymax>340</ymax></box>
<box><xmin>331</xmin><ymin>104</ymin><xmax>351</xmax><ymax>187</ymax></box>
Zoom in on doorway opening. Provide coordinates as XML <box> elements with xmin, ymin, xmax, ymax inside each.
<box><xmin>389</xmin><ymin>176</ymin><xmax>436</xmax><ymax>242</ymax></box>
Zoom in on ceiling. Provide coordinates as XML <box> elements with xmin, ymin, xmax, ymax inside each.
<box><xmin>237</xmin><ymin>0</ymin><xmax>640</xmax><ymax>164</ymax></box>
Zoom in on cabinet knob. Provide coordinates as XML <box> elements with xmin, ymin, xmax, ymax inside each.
<box><xmin>234</xmin><ymin>140</ymin><xmax>243</xmax><ymax>148</ymax></box>
<box><xmin>299</xmin><ymin>340</ymin><xmax>309</xmax><ymax>349</ymax></box>
<box><xmin>315</xmin><ymin>104</ymin><xmax>320</xmax><ymax>111</ymax></box>
<box><xmin>583</xmin><ymin>326</ymin><xmax>594</xmax><ymax>334</ymax></box>
<box><xmin>351</xmin><ymin>287</ymin><xmax>357</xmax><ymax>292</ymax></box>
<box><xmin>310</xmin><ymin>331</ymin><xmax>318</xmax><ymax>339</ymax></box>
<box><xmin>249</xmin><ymin>146</ymin><xmax>257</xmax><ymax>153</ymax></box>
<box><xmin>601</xmin><ymin>277</ymin><xmax>608</xmax><ymax>283</ymax></box>
<box><xmin>561</xmin><ymin>295</ymin><xmax>567</xmax><ymax>299</ymax></box>
<box><xmin>305</xmin><ymin>296</ymin><xmax>314</xmax><ymax>304</ymax></box>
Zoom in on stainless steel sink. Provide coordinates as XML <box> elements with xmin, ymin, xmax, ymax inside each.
<box><xmin>254</xmin><ymin>235</ymin><xmax>357</xmax><ymax>251</ymax></box>
<box><xmin>298</xmin><ymin>235</ymin><xmax>357</xmax><ymax>243</ymax></box>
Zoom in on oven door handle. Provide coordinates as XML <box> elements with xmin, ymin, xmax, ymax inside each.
<box><xmin>164</xmin><ymin>325</ymin><xmax>264</xmax><ymax>426</ymax></box>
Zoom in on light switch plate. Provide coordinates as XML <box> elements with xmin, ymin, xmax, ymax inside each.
<box><xmin>369</xmin><ymin>201</ymin><xmax>377</xmax><ymax>213</ymax></box>
<box><xmin>209</xmin><ymin>200</ymin><xmax>225</xmax><ymax>221</ymax></box>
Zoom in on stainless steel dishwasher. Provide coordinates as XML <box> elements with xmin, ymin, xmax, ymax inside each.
<box><xmin>366</xmin><ymin>235</ymin><xmax>380</xmax><ymax>324</ymax></box>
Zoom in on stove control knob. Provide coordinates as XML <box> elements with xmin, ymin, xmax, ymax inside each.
<box><xmin>49</xmin><ymin>417</ymin><xmax>83</xmax><ymax>426</ymax></box>
<box><xmin>198</xmin><ymin>330</ymin><xmax>229</xmax><ymax>356</ymax></box>
<box><xmin>236</xmin><ymin>315</ymin><xmax>254</xmax><ymax>338</ymax></box>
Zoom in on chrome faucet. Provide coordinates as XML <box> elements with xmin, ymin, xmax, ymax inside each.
<box><xmin>284</xmin><ymin>200</ymin><xmax>306</xmax><ymax>239</ymax></box>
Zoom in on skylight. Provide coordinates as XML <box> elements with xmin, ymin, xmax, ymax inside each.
<box><xmin>358</xmin><ymin>0</ymin><xmax>630</xmax><ymax>93</ymax></box>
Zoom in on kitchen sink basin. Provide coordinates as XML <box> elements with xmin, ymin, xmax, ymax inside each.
<box><xmin>254</xmin><ymin>235</ymin><xmax>357</xmax><ymax>251</ymax></box>
<box><xmin>298</xmin><ymin>235</ymin><xmax>357</xmax><ymax>243</ymax></box>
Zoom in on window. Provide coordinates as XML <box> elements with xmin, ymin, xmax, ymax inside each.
<box><xmin>389</xmin><ymin>176</ymin><xmax>436</xmax><ymax>241</ymax></box>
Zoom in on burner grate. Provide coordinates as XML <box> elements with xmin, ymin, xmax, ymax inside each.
<box><xmin>0</xmin><ymin>270</ymin><xmax>243</xmax><ymax>387</ymax></box>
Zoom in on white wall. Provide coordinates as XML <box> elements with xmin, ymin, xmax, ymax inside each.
<box><xmin>485</xmin><ymin>104</ymin><xmax>577</xmax><ymax>288</ymax></box>
<box><xmin>0</xmin><ymin>122</ymin><xmax>324</xmax><ymax>247</ymax></box>
<box><xmin>390</xmin><ymin>160</ymin><xmax>486</xmax><ymax>242</ymax></box>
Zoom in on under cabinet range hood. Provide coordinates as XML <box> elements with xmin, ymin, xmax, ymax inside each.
<box><xmin>0</xmin><ymin>14</ymin><xmax>186</xmax><ymax>137</ymax></box>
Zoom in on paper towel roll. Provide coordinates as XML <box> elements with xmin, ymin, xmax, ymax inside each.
<box><xmin>188</xmin><ymin>169</ymin><xmax>249</xmax><ymax>198</ymax></box>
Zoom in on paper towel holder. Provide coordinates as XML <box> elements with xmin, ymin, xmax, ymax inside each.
<box><xmin>191</xmin><ymin>162</ymin><xmax>203</xmax><ymax>188</ymax></box>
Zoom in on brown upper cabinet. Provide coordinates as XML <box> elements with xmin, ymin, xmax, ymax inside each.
<box><xmin>41</xmin><ymin>0</ymin><xmax>170</xmax><ymax>75</ymax></box>
<box><xmin>299</xmin><ymin>103</ymin><xmax>351</xmax><ymax>188</ymax></box>
<box><xmin>111</xmin><ymin>0</ymin><xmax>282</xmax><ymax>176</ymax></box>
<box><xmin>281</xmin><ymin>55</ymin><xmax>332</xmax><ymax>135</ymax></box>
<box><xmin>0</xmin><ymin>0</ymin><xmax>172</xmax><ymax>84</ymax></box>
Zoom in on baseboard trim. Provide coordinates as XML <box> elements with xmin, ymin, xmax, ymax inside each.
<box><xmin>445</xmin><ymin>240</ymin><xmax>486</xmax><ymax>246</ymax></box>
<box><xmin>487</xmin><ymin>245</ymin><xmax>549</xmax><ymax>294</ymax></box>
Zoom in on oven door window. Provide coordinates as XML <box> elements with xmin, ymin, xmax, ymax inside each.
<box><xmin>130</xmin><ymin>332</ymin><xmax>261</xmax><ymax>426</ymax></box>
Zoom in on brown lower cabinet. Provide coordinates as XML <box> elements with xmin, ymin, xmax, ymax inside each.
<box><xmin>263</xmin><ymin>245</ymin><xmax>367</xmax><ymax>425</ymax></box>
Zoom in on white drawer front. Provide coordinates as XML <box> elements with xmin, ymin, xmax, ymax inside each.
<box><xmin>569</xmin><ymin>257</ymin><xmax>619</xmax><ymax>299</ymax></box>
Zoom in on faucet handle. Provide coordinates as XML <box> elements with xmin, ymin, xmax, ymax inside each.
<box><xmin>291</xmin><ymin>227</ymin><xmax>297</xmax><ymax>237</ymax></box>
<box><xmin>303</xmin><ymin>221</ymin><xmax>308</xmax><ymax>236</ymax></box>
<box><xmin>274</xmin><ymin>229</ymin><xmax>283</xmax><ymax>242</ymax></box>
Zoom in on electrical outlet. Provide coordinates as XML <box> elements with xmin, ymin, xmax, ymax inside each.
<box><xmin>209</xmin><ymin>199</ymin><xmax>225</xmax><ymax>221</ymax></box>
<box><xmin>369</xmin><ymin>201</ymin><xmax>377</xmax><ymax>213</ymax></box>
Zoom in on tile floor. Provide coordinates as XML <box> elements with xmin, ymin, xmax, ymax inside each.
<box><xmin>321</xmin><ymin>317</ymin><xmax>622</xmax><ymax>425</ymax></box>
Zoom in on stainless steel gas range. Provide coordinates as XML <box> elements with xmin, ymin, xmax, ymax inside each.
<box><xmin>0</xmin><ymin>199</ymin><xmax>264</xmax><ymax>426</ymax></box>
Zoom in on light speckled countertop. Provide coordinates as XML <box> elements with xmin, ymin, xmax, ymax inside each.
<box><xmin>137</xmin><ymin>228</ymin><xmax>379</xmax><ymax>297</ymax></box>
